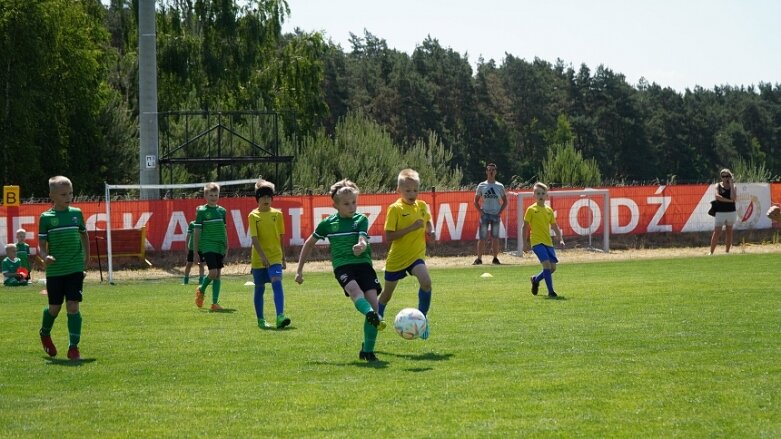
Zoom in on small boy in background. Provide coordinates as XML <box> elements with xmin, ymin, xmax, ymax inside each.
<box><xmin>183</xmin><ymin>220</ymin><xmax>205</xmax><ymax>285</ymax></box>
<box><xmin>524</xmin><ymin>182</ymin><xmax>565</xmax><ymax>298</ymax></box>
<box><xmin>193</xmin><ymin>183</ymin><xmax>229</xmax><ymax>311</ymax></box>
<box><xmin>3</xmin><ymin>243</ymin><xmax>29</xmax><ymax>286</ymax></box>
<box><xmin>248</xmin><ymin>178</ymin><xmax>291</xmax><ymax>329</ymax></box>
<box><xmin>15</xmin><ymin>228</ymin><xmax>32</xmax><ymax>281</ymax></box>
<box><xmin>378</xmin><ymin>168</ymin><xmax>435</xmax><ymax>339</ymax></box>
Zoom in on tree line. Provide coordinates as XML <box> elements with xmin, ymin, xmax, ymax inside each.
<box><xmin>2</xmin><ymin>0</ymin><xmax>779</xmax><ymax>197</ymax></box>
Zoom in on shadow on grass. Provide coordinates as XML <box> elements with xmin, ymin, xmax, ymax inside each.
<box><xmin>45</xmin><ymin>357</ymin><xmax>96</xmax><ymax>367</ymax></box>
<box><xmin>544</xmin><ymin>295</ymin><xmax>568</xmax><ymax>301</ymax></box>
<box><xmin>377</xmin><ymin>351</ymin><xmax>454</xmax><ymax>362</ymax></box>
<box><xmin>207</xmin><ymin>308</ymin><xmax>238</xmax><ymax>314</ymax></box>
<box><xmin>258</xmin><ymin>325</ymin><xmax>298</xmax><ymax>332</ymax></box>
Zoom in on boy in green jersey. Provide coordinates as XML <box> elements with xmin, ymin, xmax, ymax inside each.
<box><xmin>295</xmin><ymin>179</ymin><xmax>386</xmax><ymax>362</ymax></box>
<box><xmin>193</xmin><ymin>183</ymin><xmax>229</xmax><ymax>311</ymax></box>
<box><xmin>183</xmin><ymin>221</ymin><xmax>205</xmax><ymax>285</ymax></box>
<box><xmin>3</xmin><ymin>243</ymin><xmax>29</xmax><ymax>286</ymax></box>
<box><xmin>38</xmin><ymin>176</ymin><xmax>90</xmax><ymax>361</ymax></box>
<box><xmin>15</xmin><ymin>228</ymin><xmax>32</xmax><ymax>281</ymax></box>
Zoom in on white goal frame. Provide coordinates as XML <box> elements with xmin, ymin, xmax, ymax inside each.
<box><xmin>103</xmin><ymin>179</ymin><xmax>257</xmax><ymax>283</ymax></box>
<box><xmin>516</xmin><ymin>188</ymin><xmax>611</xmax><ymax>255</ymax></box>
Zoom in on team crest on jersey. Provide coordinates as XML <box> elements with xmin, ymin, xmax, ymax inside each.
<box><xmin>205</xmin><ymin>212</ymin><xmax>212</xmax><ymax>220</ymax></box>
<box><xmin>330</xmin><ymin>222</ymin><xmax>339</xmax><ymax>232</ymax></box>
<box><xmin>72</xmin><ymin>216</ymin><xmax>79</xmax><ymax>224</ymax></box>
<box><xmin>50</xmin><ymin>217</ymin><xmax>59</xmax><ymax>227</ymax></box>
<box><xmin>352</xmin><ymin>222</ymin><xmax>358</xmax><ymax>230</ymax></box>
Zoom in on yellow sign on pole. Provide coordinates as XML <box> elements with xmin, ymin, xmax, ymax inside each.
<box><xmin>3</xmin><ymin>185</ymin><xmax>21</xmax><ymax>206</ymax></box>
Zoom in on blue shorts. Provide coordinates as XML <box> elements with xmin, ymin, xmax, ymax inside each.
<box><xmin>479</xmin><ymin>213</ymin><xmax>501</xmax><ymax>239</ymax></box>
<box><xmin>252</xmin><ymin>264</ymin><xmax>283</xmax><ymax>284</ymax></box>
<box><xmin>532</xmin><ymin>244</ymin><xmax>559</xmax><ymax>264</ymax></box>
<box><xmin>384</xmin><ymin>259</ymin><xmax>426</xmax><ymax>282</ymax></box>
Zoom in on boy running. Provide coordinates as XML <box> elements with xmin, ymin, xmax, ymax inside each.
<box><xmin>524</xmin><ymin>182</ymin><xmax>565</xmax><ymax>298</ymax></box>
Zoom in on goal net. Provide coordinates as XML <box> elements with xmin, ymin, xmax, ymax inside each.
<box><xmin>101</xmin><ymin>179</ymin><xmax>258</xmax><ymax>283</ymax></box>
<box><xmin>515</xmin><ymin>188</ymin><xmax>611</xmax><ymax>255</ymax></box>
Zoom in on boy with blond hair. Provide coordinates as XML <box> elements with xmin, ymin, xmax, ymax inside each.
<box><xmin>248</xmin><ymin>178</ymin><xmax>291</xmax><ymax>329</ymax></box>
<box><xmin>524</xmin><ymin>182</ymin><xmax>565</xmax><ymax>298</ymax></box>
<box><xmin>295</xmin><ymin>179</ymin><xmax>386</xmax><ymax>362</ymax></box>
<box><xmin>193</xmin><ymin>182</ymin><xmax>228</xmax><ymax>311</ymax></box>
<box><xmin>15</xmin><ymin>228</ymin><xmax>32</xmax><ymax>281</ymax></box>
<box><xmin>3</xmin><ymin>243</ymin><xmax>29</xmax><ymax>286</ymax></box>
<box><xmin>378</xmin><ymin>169</ymin><xmax>435</xmax><ymax>339</ymax></box>
<box><xmin>38</xmin><ymin>176</ymin><xmax>89</xmax><ymax>361</ymax></box>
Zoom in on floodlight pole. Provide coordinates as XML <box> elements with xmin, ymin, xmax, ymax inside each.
<box><xmin>138</xmin><ymin>0</ymin><xmax>160</xmax><ymax>200</ymax></box>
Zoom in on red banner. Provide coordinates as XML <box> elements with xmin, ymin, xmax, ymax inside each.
<box><xmin>1</xmin><ymin>183</ymin><xmax>779</xmax><ymax>254</ymax></box>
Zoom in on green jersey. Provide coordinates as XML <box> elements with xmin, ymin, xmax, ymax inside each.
<box><xmin>313</xmin><ymin>213</ymin><xmax>372</xmax><ymax>269</ymax></box>
<box><xmin>15</xmin><ymin>242</ymin><xmax>31</xmax><ymax>270</ymax></box>
<box><xmin>2</xmin><ymin>257</ymin><xmax>22</xmax><ymax>284</ymax></box>
<box><xmin>194</xmin><ymin>204</ymin><xmax>227</xmax><ymax>254</ymax></box>
<box><xmin>186</xmin><ymin>221</ymin><xmax>195</xmax><ymax>250</ymax></box>
<box><xmin>38</xmin><ymin>206</ymin><xmax>87</xmax><ymax>276</ymax></box>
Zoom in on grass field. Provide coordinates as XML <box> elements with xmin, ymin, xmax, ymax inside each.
<box><xmin>1</xmin><ymin>253</ymin><xmax>780</xmax><ymax>438</ymax></box>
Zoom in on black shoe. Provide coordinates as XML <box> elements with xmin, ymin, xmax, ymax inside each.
<box><xmin>472</xmin><ymin>258</ymin><xmax>483</xmax><ymax>265</ymax></box>
<box><xmin>365</xmin><ymin>311</ymin><xmax>386</xmax><ymax>330</ymax></box>
<box><xmin>530</xmin><ymin>276</ymin><xmax>539</xmax><ymax>295</ymax></box>
<box><xmin>359</xmin><ymin>343</ymin><xmax>379</xmax><ymax>362</ymax></box>
<box><xmin>492</xmin><ymin>257</ymin><xmax>501</xmax><ymax>265</ymax></box>
<box><xmin>548</xmin><ymin>291</ymin><xmax>558</xmax><ymax>298</ymax></box>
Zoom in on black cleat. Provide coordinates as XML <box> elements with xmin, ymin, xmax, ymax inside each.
<box><xmin>548</xmin><ymin>291</ymin><xmax>558</xmax><ymax>298</ymax></box>
<box><xmin>359</xmin><ymin>350</ymin><xmax>379</xmax><ymax>362</ymax></box>
<box><xmin>472</xmin><ymin>258</ymin><xmax>483</xmax><ymax>265</ymax></box>
<box><xmin>492</xmin><ymin>257</ymin><xmax>501</xmax><ymax>265</ymax></box>
<box><xmin>530</xmin><ymin>276</ymin><xmax>540</xmax><ymax>295</ymax></box>
<box><xmin>365</xmin><ymin>311</ymin><xmax>386</xmax><ymax>330</ymax></box>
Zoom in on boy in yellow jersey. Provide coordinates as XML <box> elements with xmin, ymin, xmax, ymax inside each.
<box><xmin>378</xmin><ymin>169</ymin><xmax>435</xmax><ymax>339</ymax></box>
<box><xmin>523</xmin><ymin>182</ymin><xmax>565</xmax><ymax>298</ymax></box>
<box><xmin>38</xmin><ymin>176</ymin><xmax>90</xmax><ymax>361</ymax></box>
<box><xmin>248</xmin><ymin>179</ymin><xmax>291</xmax><ymax>329</ymax></box>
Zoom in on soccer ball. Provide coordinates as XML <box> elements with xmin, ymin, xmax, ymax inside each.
<box><xmin>393</xmin><ymin>308</ymin><xmax>427</xmax><ymax>340</ymax></box>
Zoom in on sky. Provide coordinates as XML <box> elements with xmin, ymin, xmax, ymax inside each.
<box><xmin>281</xmin><ymin>0</ymin><xmax>781</xmax><ymax>92</ymax></box>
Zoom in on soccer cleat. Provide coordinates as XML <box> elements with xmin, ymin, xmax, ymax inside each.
<box><xmin>40</xmin><ymin>334</ymin><xmax>57</xmax><ymax>357</ymax></box>
<box><xmin>210</xmin><ymin>303</ymin><xmax>224</xmax><ymax>311</ymax></box>
<box><xmin>258</xmin><ymin>318</ymin><xmax>273</xmax><ymax>329</ymax></box>
<box><xmin>548</xmin><ymin>291</ymin><xmax>558</xmax><ymax>298</ymax></box>
<box><xmin>530</xmin><ymin>276</ymin><xmax>540</xmax><ymax>296</ymax></box>
<box><xmin>67</xmin><ymin>346</ymin><xmax>80</xmax><ymax>361</ymax></box>
<box><xmin>420</xmin><ymin>320</ymin><xmax>430</xmax><ymax>340</ymax></box>
<box><xmin>492</xmin><ymin>257</ymin><xmax>501</xmax><ymax>265</ymax></box>
<box><xmin>276</xmin><ymin>314</ymin><xmax>291</xmax><ymax>329</ymax></box>
<box><xmin>472</xmin><ymin>258</ymin><xmax>483</xmax><ymax>265</ymax></box>
<box><xmin>194</xmin><ymin>287</ymin><xmax>205</xmax><ymax>308</ymax></box>
<box><xmin>365</xmin><ymin>311</ymin><xmax>386</xmax><ymax>331</ymax></box>
<box><xmin>359</xmin><ymin>344</ymin><xmax>379</xmax><ymax>362</ymax></box>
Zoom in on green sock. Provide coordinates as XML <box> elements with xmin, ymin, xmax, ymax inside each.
<box><xmin>67</xmin><ymin>312</ymin><xmax>82</xmax><ymax>348</ymax></box>
<box><xmin>199</xmin><ymin>275</ymin><xmax>205</xmax><ymax>284</ymax></box>
<box><xmin>200</xmin><ymin>277</ymin><xmax>212</xmax><ymax>292</ymax></box>
<box><xmin>183</xmin><ymin>275</ymin><xmax>189</xmax><ymax>284</ymax></box>
<box><xmin>363</xmin><ymin>320</ymin><xmax>378</xmax><ymax>352</ymax></box>
<box><xmin>212</xmin><ymin>279</ymin><xmax>221</xmax><ymax>304</ymax></box>
<box><xmin>354</xmin><ymin>298</ymin><xmax>373</xmax><ymax>315</ymax></box>
<box><xmin>40</xmin><ymin>308</ymin><xmax>56</xmax><ymax>336</ymax></box>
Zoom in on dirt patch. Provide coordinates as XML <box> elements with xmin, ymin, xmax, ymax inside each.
<box><xmin>91</xmin><ymin>242</ymin><xmax>781</xmax><ymax>281</ymax></box>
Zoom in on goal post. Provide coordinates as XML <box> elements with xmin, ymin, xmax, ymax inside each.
<box><xmin>103</xmin><ymin>179</ymin><xmax>258</xmax><ymax>284</ymax></box>
<box><xmin>516</xmin><ymin>188</ymin><xmax>611</xmax><ymax>255</ymax></box>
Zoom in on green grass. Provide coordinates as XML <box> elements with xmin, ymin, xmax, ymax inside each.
<box><xmin>1</xmin><ymin>254</ymin><xmax>780</xmax><ymax>438</ymax></box>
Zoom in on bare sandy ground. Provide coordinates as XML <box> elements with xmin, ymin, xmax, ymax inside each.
<box><xmin>95</xmin><ymin>242</ymin><xmax>781</xmax><ymax>281</ymax></box>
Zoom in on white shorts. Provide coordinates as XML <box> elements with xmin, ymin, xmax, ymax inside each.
<box><xmin>714</xmin><ymin>211</ymin><xmax>737</xmax><ymax>227</ymax></box>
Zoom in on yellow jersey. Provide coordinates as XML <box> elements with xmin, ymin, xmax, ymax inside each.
<box><xmin>248</xmin><ymin>208</ymin><xmax>285</xmax><ymax>268</ymax></box>
<box><xmin>524</xmin><ymin>203</ymin><xmax>556</xmax><ymax>247</ymax></box>
<box><xmin>384</xmin><ymin>198</ymin><xmax>431</xmax><ymax>272</ymax></box>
